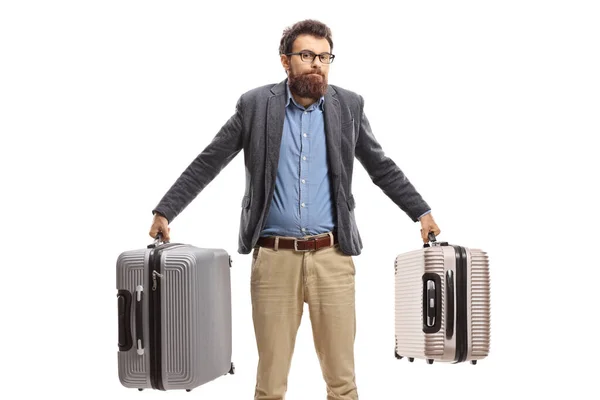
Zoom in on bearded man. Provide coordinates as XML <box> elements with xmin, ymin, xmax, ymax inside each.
<box><xmin>149</xmin><ymin>19</ymin><xmax>440</xmax><ymax>400</ymax></box>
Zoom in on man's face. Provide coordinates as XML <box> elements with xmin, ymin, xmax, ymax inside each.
<box><xmin>281</xmin><ymin>34</ymin><xmax>331</xmax><ymax>100</ymax></box>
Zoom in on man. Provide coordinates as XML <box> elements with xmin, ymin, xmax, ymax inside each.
<box><xmin>149</xmin><ymin>19</ymin><xmax>440</xmax><ymax>400</ymax></box>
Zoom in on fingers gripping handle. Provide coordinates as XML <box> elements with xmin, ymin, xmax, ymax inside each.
<box><xmin>423</xmin><ymin>232</ymin><xmax>437</xmax><ymax>248</ymax></box>
<box><xmin>148</xmin><ymin>232</ymin><xmax>170</xmax><ymax>249</ymax></box>
<box><xmin>423</xmin><ymin>232</ymin><xmax>448</xmax><ymax>248</ymax></box>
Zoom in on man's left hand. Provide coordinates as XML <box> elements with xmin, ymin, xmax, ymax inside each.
<box><xmin>419</xmin><ymin>213</ymin><xmax>441</xmax><ymax>243</ymax></box>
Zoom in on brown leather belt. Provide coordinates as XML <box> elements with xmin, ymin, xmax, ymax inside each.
<box><xmin>257</xmin><ymin>232</ymin><xmax>337</xmax><ymax>252</ymax></box>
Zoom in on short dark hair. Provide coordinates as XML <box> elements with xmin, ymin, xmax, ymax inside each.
<box><xmin>279</xmin><ymin>19</ymin><xmax>333</xmax><ymax>55</ymax></box>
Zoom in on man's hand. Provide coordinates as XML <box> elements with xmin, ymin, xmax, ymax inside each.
<box><xmin>419</xmin><ymin>213</ymin><xmax>441</xmax><ymax>244</ymax></box>
<box><xmin>149</xmin><ymin>212</ymin><xmax>171</xmax><ymax>242</ymax></box>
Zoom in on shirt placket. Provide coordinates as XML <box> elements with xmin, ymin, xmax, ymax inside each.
<box><xmin>299</xmin><ymin>108</ymin><xmax>311</xmax><ymax>236</ymax></box>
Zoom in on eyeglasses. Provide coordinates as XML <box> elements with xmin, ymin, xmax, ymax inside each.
<box><xmin>285</xmin><ymin>50</ymin><xmax>335</xmax><ymax>64</ymax></box>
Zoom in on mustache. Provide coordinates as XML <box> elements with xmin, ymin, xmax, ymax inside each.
<box><xmin>303</xmin><ymin>70</ymin><xmax>324</xmax><ymax>77</ymax></box>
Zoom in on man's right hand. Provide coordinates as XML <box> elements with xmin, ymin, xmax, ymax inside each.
<box><xmin>149</xmin><ymin>212</ymin><xmax>171</xmax><ymax>242</ymax></box>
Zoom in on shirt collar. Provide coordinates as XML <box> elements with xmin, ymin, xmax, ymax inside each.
<box><xmin>285</xmin><ymin>83</ymin><xmax>325</xmax><ymax>111</ymax></box>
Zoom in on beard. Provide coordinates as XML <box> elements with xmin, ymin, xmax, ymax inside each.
<box><xmin>288</xmin><ymin>69</ymin><xmax>328</xmax><ymax>100</ymax></box>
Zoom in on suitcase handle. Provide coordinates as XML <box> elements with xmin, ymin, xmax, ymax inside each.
<box><xmin>135</xmin><ymin>286</ymin><xmax>145</xmax><ymax>355</ymax></box>
<box><xmin>148</xmin><ymin>233</ymin><xmax>170</xmax><ymax>249</ymax></box>
<box><xmin>446</xmin><ymin>270</ymin><xmax>455</xmax><ymax>339</ymax></box>
<box><xmin>423</xmin><ymin>232</ymin><xmax>437</xmax><ymax>248</ymax></box>
<box><xmin>422</xmin><ymin>273</ymin><xmax>442</xmax><ymax>333</ymax></box>
<box><xmin>117</xmin><ymin>290</ymin><xmax>133</xmax><ymax>351</ymax></box>
<box><xmin>423</xmin><ymin>232</ymin><xmax>448</xmax><ymax>248</ymax></box>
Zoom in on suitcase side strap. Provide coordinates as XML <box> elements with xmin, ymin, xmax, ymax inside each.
<box><xmin>452</xmin><ymin>245</ymin><xmax>469</xmax><ymax>363</ymax></box>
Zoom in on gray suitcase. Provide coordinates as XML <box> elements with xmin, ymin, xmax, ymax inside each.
<box><xmin>116</xmin><ymin>236</ymin><xmax>234</xmax><ymax>391</ymax></box>
<box><xmin>394</xmin><ymin>233</ymin><xmax>491</xmax><ymax>365</ymax></box>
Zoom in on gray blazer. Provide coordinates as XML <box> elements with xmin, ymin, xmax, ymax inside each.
<box><xmin>153</xmin><ymin>80</ymin><xmax>430</xmax><ymax>256</ymax></box>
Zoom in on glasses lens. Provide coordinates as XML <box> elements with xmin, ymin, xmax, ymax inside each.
<box><xmin>300</xmin><ymin>51</ymin><xmax>315</xmax><ymax>62</ymax></box>
<box><xmin>319</xmin><ymin>54</ymin><xmax>333</xmax><ymax>64</ymax></box>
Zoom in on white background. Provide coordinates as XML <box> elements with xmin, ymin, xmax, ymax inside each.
<box><xmin>1</xmin><ymin>0</ymin><xmax>599</xmax><ymax>398</ymax></box>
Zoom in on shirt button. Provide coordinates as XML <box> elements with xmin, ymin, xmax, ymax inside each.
<box><xmin>302</xmin><ymin>156</ymin><xmax>307</xmax><ymax>161</ymax></box>
<box><xmin>301</xmin><ymin>179</ymin><xmax>306</xmax><ymax>184</ymax></box>
<box><xmin>301</xmin><ymin>203</ymin><xmax>306</xmax><ymax>208</ymax></box>
<box><xmin>304</xmin><ymin>111</ymin><xmax>307</xmax><ymax>115</ymax></box>
<box><xmin>303</xmin><ymin>133</ymin><xmax>307</xmax><ymax>138</ymax></box>
<box><xmin>301</xmin><ymin>228</ymin><xmax>306</xmax><ymax>232</ymax></box>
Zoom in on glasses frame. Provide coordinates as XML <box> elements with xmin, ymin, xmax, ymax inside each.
<box><xmin>285</xmin><ymin>50</ymin><xmax>336</xmax><ymax>64</ymax></box>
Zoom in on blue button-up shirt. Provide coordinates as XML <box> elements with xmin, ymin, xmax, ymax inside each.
<box><xmin>260</xmin><ymin>85</ymin><xmax>335</xmax><ymax>238</ymax></box>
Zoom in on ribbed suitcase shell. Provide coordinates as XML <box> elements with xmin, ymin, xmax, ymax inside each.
<box><xmin>116</xmin><ymin>243</ymin><xmax>233</xmax><ymax>390</ymax></box>
<box><xmin>394</xmin><ymin>245</ymin><xmax>490</xmax><ymax>364</ymax></box>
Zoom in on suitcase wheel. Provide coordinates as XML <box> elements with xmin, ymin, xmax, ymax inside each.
<box><xmin>229</xmin><ymin>362</ymin><xmax>235</xmax><ymax>375</ymax></box>
<box><xmin>471</xmin><ymin>360</ymin><xmax>477</xmax><ymax>365</ymax></box>
<box><xmin>186</xmin><ymin>389</ymin><xmax>192</xmax><ymax>392</ymax></box>
<box><xmin>138</xmin><ymin>389</ymin><xmax>143</xmax><ymax>391</ymax></box>
<box><xmin>408</xmin><ymin>357</ymin><xmax>414</xmax><ymax>362</ymax></box>
<box><xmin>395</xmin><ymin>351</ymin><xmax>403</xmax><ymax>359</ymax></box>
<box><xmin>427</xmin><ymin>359</ymin><xmax>434</xmax><ymax>365</ymax></box>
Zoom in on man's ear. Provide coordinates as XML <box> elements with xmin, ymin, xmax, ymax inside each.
<box><xmin>280</xmin><ymin>54</ymin><xmax>290</xmax><ymax>72</ymax></box>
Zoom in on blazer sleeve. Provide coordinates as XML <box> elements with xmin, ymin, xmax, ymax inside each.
<box><xmin>354</xmin><ymin>95</ymin><xmax>431</xmax><ymax>222</ymax></box>
<box><xmin>152</xmin><ymin>96</ymin><xmax>244</xmax><ymax>223</ymax></box>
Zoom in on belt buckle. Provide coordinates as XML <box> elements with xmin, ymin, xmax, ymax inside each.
<box><xmin>293</xmin><ymin>237</ymin><xmax>313</xmax><ymax>252</ymax></box>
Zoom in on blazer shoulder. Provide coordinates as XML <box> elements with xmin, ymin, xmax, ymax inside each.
<box><xmin>329</xmin><ymin>84</ymin><xmax>363</xmax><ymax>108</ymax></box>
<box><xmin>240</xmin><ymin>83</ymin><xmax>280</xmax><ymax>101</ymax></box>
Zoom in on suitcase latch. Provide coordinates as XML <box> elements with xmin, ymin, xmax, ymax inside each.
<box><xmin>152</xmin><ymin>271</ymin><xmax>164</xmax><ymax>291</ymax></box>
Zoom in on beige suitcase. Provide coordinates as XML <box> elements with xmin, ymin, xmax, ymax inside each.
<box><xmin>394</xmin><ymin>234</ymin><xmax>491</xmax><ymax>364</ymax></box>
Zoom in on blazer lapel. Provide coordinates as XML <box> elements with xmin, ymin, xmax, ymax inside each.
<box><xmin>264</xmin><ymin>81</ymin><xmax>287</xmax><ymax>201</ymax></box>
<box><xmin>324</xmin><ymin>86</ymin><xmax>342</xmax><ymax>201</ymax></box>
